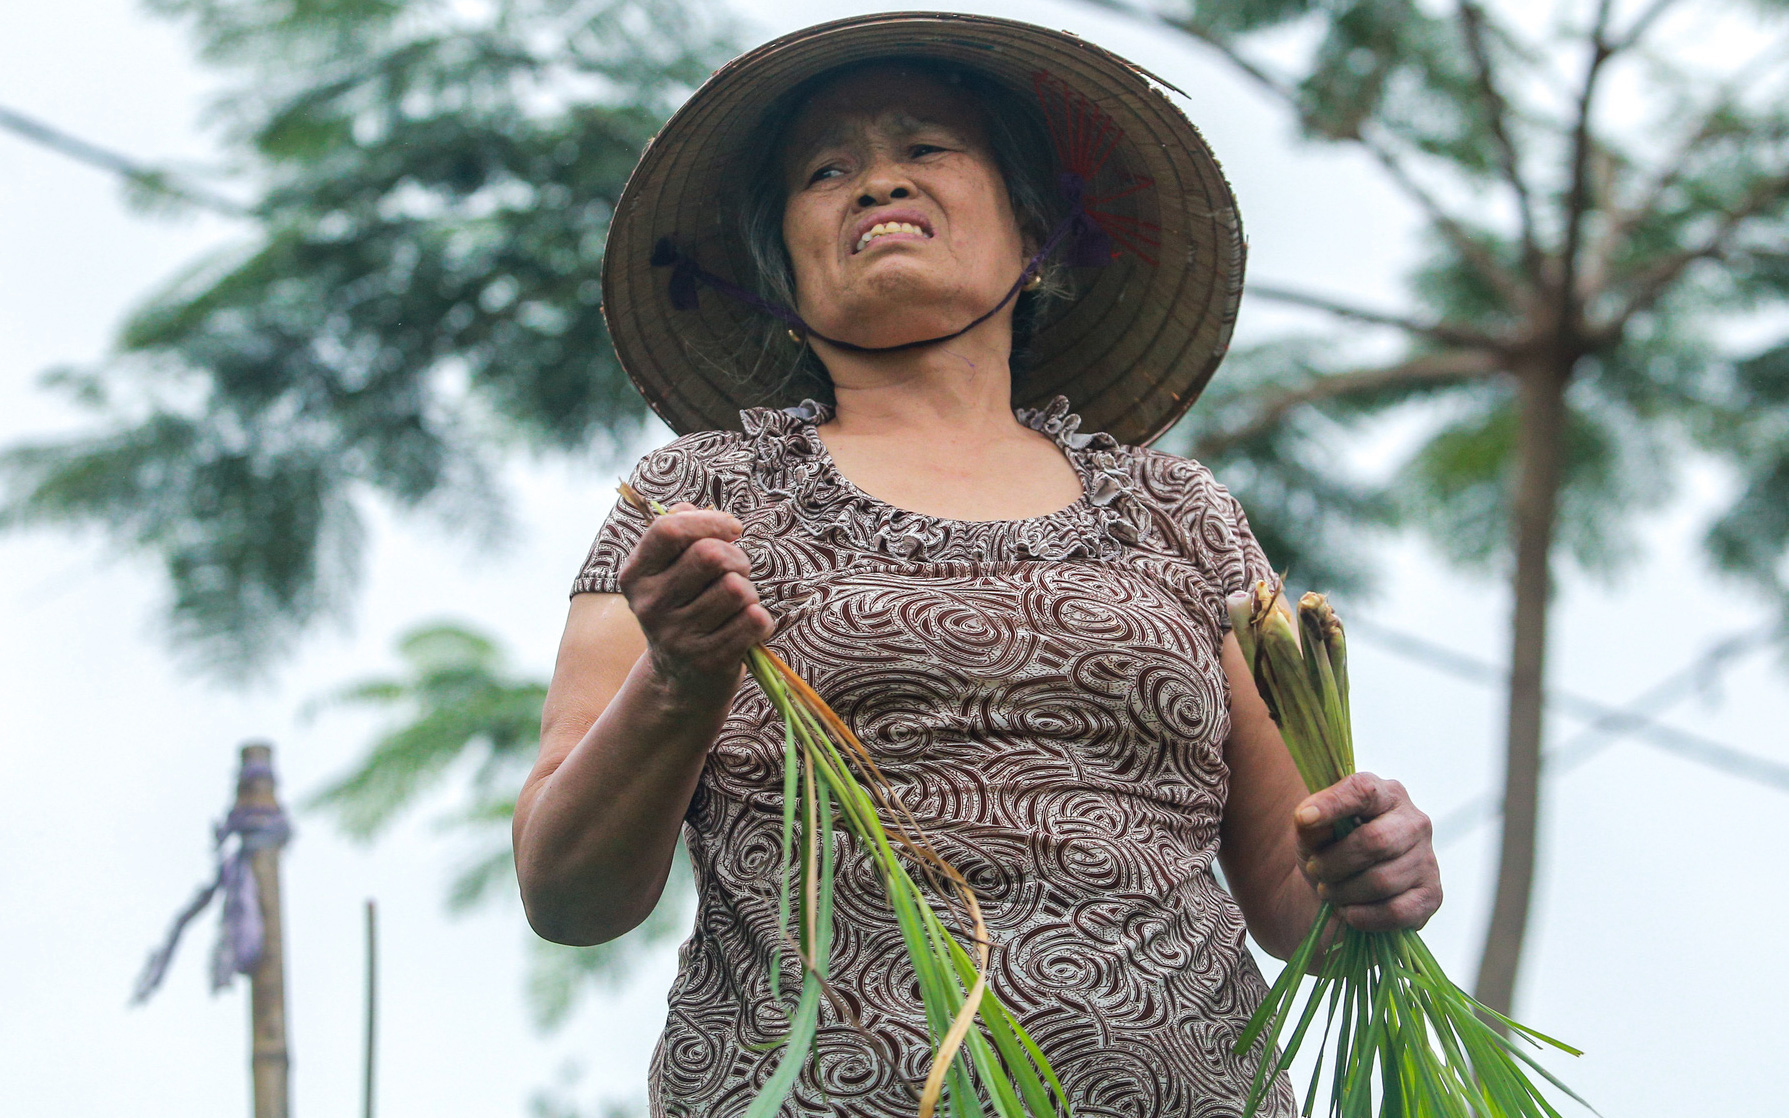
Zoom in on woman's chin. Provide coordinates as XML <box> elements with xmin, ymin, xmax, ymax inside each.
<box><xmin>810</xmin><ymin>309</ymin><xmax>977</xmax><ymax>349</ymax></box>
<box><xmin>811</xmin><ymin>276</ymin><xmax>1004</xmax><ymax>349</ymax></box>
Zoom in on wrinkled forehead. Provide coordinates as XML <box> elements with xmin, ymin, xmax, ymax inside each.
<box><xmin>778</xmin><ymin>64</ymin><xmax>990</xmax><ymax>164</ymax></box>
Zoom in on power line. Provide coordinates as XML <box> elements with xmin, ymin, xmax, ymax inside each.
<box><xmin>0</xmin><ymin>102</ymin><xmax>248</xmax><ymax>217</ymax></box>
<box><xmin>1344</xmin><ymin>619</ymin><xmax>1787</xmax><ymax>846</ymax></box>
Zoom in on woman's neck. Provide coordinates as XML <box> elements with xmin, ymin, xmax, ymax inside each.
<box><xmin>812</xmin><ymin>316</ymin><xmax>1023</xmax><ymax>442</ymax></box>
<box><xmin>805</xmin><ymin>316</ymin><xmax>1086</xmax><ymax>522</ymax></box>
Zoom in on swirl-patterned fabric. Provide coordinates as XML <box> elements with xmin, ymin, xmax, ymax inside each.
<box><xmin>573</xmin><ymin>397</ymin><xmax>1296</xmax><ymax>1117</ymax></box>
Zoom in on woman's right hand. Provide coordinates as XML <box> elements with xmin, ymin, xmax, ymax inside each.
<box><xmin>616</xmin><ymin>502</ymin><xmax>776</xmax><ymax>693</ymax></box>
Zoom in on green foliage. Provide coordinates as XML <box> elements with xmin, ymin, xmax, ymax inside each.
<box><xmin>310</xmin><ymin>623</ymin><xmax>545</xmax><ymax>837</ymax></box>
<box><xmin>1</xmin><ymin>0</ymin><xmax>734</xmax><ymax>677</ymax></box>
<box><xmin>1397</xmin><ymin>382</ymin><xmax>1671</xmax><ymax>576</ymax></box>
<box><xmin>308</xmin><ymin>620</ymin><xmax>694</xmax><ymax>1027</ymax></box>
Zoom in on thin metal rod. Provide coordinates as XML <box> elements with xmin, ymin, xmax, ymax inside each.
<box><xmin>363</xmin><ymin>898</ymin><xmax>378</xmax><ymax>1118</ymax></box>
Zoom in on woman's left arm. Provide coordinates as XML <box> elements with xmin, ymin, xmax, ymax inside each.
<box><xmin>1214</xmin><ymin>630</ymin><xmax>1443</xmax><ymax>961</ymax></box>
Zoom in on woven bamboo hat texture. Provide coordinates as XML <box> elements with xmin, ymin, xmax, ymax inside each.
<box><xmin>601</xmin><ymin>11</ymin><xmax>1245</xmax><ymax>447</ymax></box>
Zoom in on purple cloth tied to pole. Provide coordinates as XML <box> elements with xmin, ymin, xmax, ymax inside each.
<box><xmin>131</xmin><ymin>775</ymin><xmax>291</xmax><ymax>1005</ymax></box>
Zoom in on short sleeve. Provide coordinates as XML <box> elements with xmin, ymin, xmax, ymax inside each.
<box><xmin>1137</xmin><ymin>449</ymin><xmax>1275</xmax><ymax>632</ymax></box>
<box><xmin>570</xmin><ymin>430</ymin><xmax>746</xmax><ymax>597</ymax></box>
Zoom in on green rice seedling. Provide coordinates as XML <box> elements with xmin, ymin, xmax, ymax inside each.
<box><xmin>1228</xmin><ymin>579</ymin><xmax>1588</xmax><ymax>1118</ymax></box>
<box><xmin>620</xmin><ymin>485</ymin><xmax>1069</xmax><ymax>1118</ymax></box>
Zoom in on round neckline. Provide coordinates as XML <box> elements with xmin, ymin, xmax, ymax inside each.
<box><xmin>797</xmin><ymin>411</ymin><xmax>1096</xmax><ymax>529</ymax></box>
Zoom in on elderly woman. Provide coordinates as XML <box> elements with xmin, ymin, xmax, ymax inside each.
<box><xmin>514</xmin><ymin>15</ymin><xmax>1441</xmax><ymax>1118</ymax></box>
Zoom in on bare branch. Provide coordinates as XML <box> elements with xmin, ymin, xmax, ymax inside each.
<box><xmin>1597</xmin><ymin>39</ymin><xmax>1789</xmax><ymax>274</ymax></box>
<box><xmin>1356</xmin><ymin>134</ymin><xmax>1533</xmax><ymax>309</ymax></box>
<box><xmin>1247</xmin><ymin>282</ymin><xmax>1507</xmax><ymax>349</ymax></box>
<box><xmin>1080</xmin><ymin>1</ymin><xmax>1302</xmax><ymax>105</ymax></box>
<box><xmin>1559</xmin><ymin>0</ymin><xmax>1619</xmax><ymax>337</ymax></box>
<box><xmin>1599</xmin><ymin>167</ymin><xmax>1789</xmax><ymax>340</ymax></box>
<box><xmin>1077</xmin><ymin>0</ymin><xmax>1534</xmax><ymax>310</ymax></box>
<box><xmin>1456</xmin><ymin>1</ymin><xmax>1544</xmax><ymax>282</ymax></box>
<box><xmin>1608</xmin><ymin>0</ymin><xmax>1689</xmax><ymax>54</ymax></box>
<box><xmin>1192</xmin><ymin>350</ymin><xmax>1503</xmax><ymax>458</ymax></box>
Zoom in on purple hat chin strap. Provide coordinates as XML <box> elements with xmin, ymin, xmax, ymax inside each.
<box><xmin>648</xmin><ymin>170</ymin><xmax>1111</xmax><ymax>356</ymax></box>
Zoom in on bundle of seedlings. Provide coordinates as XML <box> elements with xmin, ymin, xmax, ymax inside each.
<box><xmin>620</xmin><ymin>485</ymin><xmax>1070</xmax><ymax>1118</ymax></box>
<box><xmin>1227</xmin><ymin>580</ymin><xmax>1587</xmax><ymax>1118</ymax></box>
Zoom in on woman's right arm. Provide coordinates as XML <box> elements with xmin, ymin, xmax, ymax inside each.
<box><xmin>513</xmin><ymin>505</ymin><xmax>775</xmax><ymax>946</ymax></box>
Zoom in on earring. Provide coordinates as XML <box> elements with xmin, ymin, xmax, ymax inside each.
<box><xmin>1022</xmin><ymin>272</ymin><xmax>1044</xmax><ymax>292</ymax></box>
<box><xmin>787</xmin><ymin>328</ymin><xmax>805</xmax><ymax>345</ymax></box>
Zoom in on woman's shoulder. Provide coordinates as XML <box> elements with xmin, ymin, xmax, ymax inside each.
<box><xmin>1109</xmin><ymin>443</ymin><xmax>1267</xmax><ymax>575</ymax></box>
<box><xmin>1113</xmin><ymin>443</ymin><xmax>1236</xmax><ymax>515</ymax></box>
<box><xmin>624</xmin><ymin>426</ymin><xmax>756</xmax><ymax>511</ymax></box>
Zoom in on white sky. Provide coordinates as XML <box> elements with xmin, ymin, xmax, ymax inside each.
<box><xmin>0</xmin><ymin>1</ymin><xmax>1784</xmax><ymax>1116</ymax></box>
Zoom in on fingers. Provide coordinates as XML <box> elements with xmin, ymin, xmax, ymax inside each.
<box><xmin>1293</xmin><ymin>772</ymin><xmax>1402</xmax><ymax>856</ymax></box>
<box><xmin>1312</xmin><ymin>845</ymin><xmax>1435</xmax><ymax>908</ymax></box>
<box><xmin>1335</xmin><ymin>884</ymin><xmax>1442</xmax><ymax>933</ymax></box>
<box><xmin>1301</xmin><ymin>802</ymin><xmax>1431</xmax><ymax>880</ymax></box>
<box><xmin>621</xmin><ymin>509</ymin><xmax>744</xmax><ymax>582</ymax></box>
<box><xmin>616</xmin><ymin>503</ymin><xmax>773</xmax><ymax>685</ymax></box>
<box><xmin>1293</xmin><ymin>772</ymin><xmax>1443</xmax><ymax>933</ymax></box>
<box><xmin>648</xmin><ymin>601</ymin><xmax>776</xmax><ymax>679</ymax></box>
<box><xmin>644</xmin><ymin>536</ymin><xmax>755</xmax><ymax>613</ymax></box>
<box><xmin>673</xmin><ymin>571</ymin><xmax>764</xmax><ymax>636</ymax></box>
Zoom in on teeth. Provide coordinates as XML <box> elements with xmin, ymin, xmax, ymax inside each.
<box><xmin>855</xmin><ymin>221</ymin><xmax>929</xmax><ymax>252</ymax></box>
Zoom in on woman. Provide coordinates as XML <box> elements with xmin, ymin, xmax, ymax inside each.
<box><xmin>515</xmin><ymin>15</ymin><xmax>1441</xmax><ymax>1118</ymax></box>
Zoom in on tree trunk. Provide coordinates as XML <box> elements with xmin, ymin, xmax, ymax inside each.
<box><xmin>1473</xmin><ymin>360</ymin><xmax>1570</xmax><ymax>1019</ymax></box>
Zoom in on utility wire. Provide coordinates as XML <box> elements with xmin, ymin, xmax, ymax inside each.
<box><xmin>1344</xmin><ymin>619</ymin><xmax>1786</xmax><ymax>846</ymax></box>
<box><xmin>0</xmin><ymin>102</ymin><xmax>248</xmax><ymax>217</ymax></box>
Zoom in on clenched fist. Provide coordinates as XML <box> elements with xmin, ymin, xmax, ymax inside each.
<box><xmin>616</xmin><ymin>503</ymin><xmax>777</xmax><ymax>693</ymax></box>
<box><xmin>1294</xmin><ymin>772</ymin><xmax>1443</xmax><ymax>933</ymax></box>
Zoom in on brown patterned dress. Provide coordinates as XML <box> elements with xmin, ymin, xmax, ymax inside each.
<box><xmin>573</xmin><ymin>397</ymin><xmax>1297</xmax><ymax>1118</ymax></box>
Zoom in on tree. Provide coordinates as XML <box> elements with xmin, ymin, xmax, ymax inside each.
<box><xmin>1087</xmin><ymin>0</ymin><xmax>1789</xmax><ymax>1015</ymax></box>
<box><xmin>1</xmin><ymin>0</ymin><xmax>734</xmax><ymax>677</ymax></box>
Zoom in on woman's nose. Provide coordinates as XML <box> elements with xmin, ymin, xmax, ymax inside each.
<box><xmin>854</xmin><ymin>155</ymin><xmax>915</xmax><ymax>207</ymax></box>
<box><xmin>856</xmin><ymin>185</ymin><xmax>911</xmax><ymax>207</ymax></box>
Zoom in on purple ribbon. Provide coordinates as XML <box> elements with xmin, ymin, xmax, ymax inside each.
<box><xmin>651</xmin><ymin>171</ymin><xmax>1112</xmax><ymax>354</ymax></box>
<box><xmin>131</xmin><ymin>777</ymin><xmax>291</xmax><ymax>1005</ymax></box>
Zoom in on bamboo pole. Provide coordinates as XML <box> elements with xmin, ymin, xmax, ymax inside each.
<box><xmin>238</xmin><ymin>742</ymin><xmax>290</xmax><ymax>1118</ymax></box>
<box><xmin>363</xmin><ymin>898</ymin><xmax>378</xmax><ymax>1118</ymax></box>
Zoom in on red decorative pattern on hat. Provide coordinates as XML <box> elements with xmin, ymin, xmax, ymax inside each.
<box><xmin>1032</xmin><ymin>71</ymin><xmax>1162</xmax><ymax>267</ymax></box>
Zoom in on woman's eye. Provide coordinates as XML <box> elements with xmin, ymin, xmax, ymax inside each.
<box><xmin>807</xmin><ymin>164</ymin><xmax>845</xmax><ymax>185</ymax></box>
<box><xmin>909</xmin><ymin>144</ymin><xmax>946</xmax><ymax>158</ymax></box>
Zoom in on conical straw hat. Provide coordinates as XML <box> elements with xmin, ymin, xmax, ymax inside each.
<box><xmin>601</xmin><ymin>11</ymin><xmax>1245</xmax><ymax>447</ymax></box>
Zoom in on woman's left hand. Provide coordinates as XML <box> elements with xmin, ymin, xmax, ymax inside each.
<box><xmin>1295</xmin><ymin>772</ymin><xmax>1442</xmax><ymax>933</ymax></box>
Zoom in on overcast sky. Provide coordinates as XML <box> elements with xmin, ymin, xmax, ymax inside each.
<box><xmin>1</xmin><ymin>2</ymin><xmax>1784</xmax><ymax>1116</ymax></box>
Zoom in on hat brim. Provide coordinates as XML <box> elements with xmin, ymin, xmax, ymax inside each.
<box><xmin>601</xmin><ymin>11</ymin><xmax>1245</xmax><ymax>447</ymax></box>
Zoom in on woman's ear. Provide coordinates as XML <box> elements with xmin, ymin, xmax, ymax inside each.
<box><xmin>1019</xmin><ymin>230</ymin><xmax>1040</xmax><ymax>268</ymax></box>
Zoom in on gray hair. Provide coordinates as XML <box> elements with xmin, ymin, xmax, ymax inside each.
<box><xmin>736</xmin><ymin>59</ymin><xmax>1076</xmax><ymax>406</ymax></box>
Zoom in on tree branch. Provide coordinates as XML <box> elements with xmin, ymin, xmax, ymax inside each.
<box><xmin>1192</xmin><ymin>350</ymin><xmax>1503</xmax><ymax>458</ymax></box>
<box><xmin>1607</xmin><ymin>0</ymin><xmax>1689</xmax><ymax>54</ymax></box>
<box><xmin>1599</xmin><ymin>166</ymin><xmax>1789</xmax><ymax>340</ymax></box>
<box><xmin>0</xmin><ymin>102</ymin><xmax>248</xmax><ymax>217</ymax></box>
<box><xmin>1360</xmin><ymin>134</ymin><xmax>1534</xmax><ymax>310</ymax></box>
<box><xmin>1596</xmin><ymin>38</ymin><xmax>1789</xmax><ymax>280</ymax></box>
<box><xmin>1078</xmin><ymin>0</ymin><xmax>1531</xmax><ymax>307</ymax></box>
<box><xmin>1456</xmin><ymin>1</ymin><xmax>1544</xmax><ymax>283</ymax></box>
<box><xmin>1247</xmin><ymin>282</ymin><xmax>1506</xmax><ymax>349</ymax></box>
<box><xmin>1559</xmin><ymin>0</ymin><xmax>1619</xmax><ymax>338</ymax></box>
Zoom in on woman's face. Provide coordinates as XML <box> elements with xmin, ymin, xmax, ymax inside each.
<box><xmin>778</xmin><ymin>67</ymin><xmax>1030</xmax><ymax>350</ymax></box>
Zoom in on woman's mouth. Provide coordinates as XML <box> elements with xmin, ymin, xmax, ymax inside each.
<box><xmin>853</xmin><ymin>220</ymin><xmax>932</xmax><ymax>254</ymax></box>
